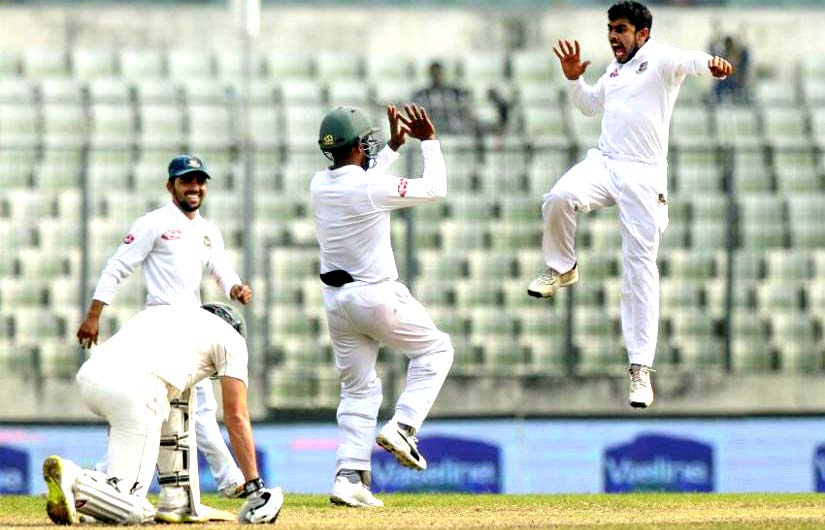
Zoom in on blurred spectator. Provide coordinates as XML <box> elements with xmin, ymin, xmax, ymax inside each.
<box><xmin>711</xmin><ymin>35</ymin><xmax>751</xmax><ymax>103</ymax></box>
<box><xmin>412</xmin><ymin>61</ymin><xmax>478</xmax><ymax>136</ymax></box>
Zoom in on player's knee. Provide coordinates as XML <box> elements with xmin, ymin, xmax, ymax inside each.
<box><xmin>543</xmin><ymin>190</ymin><xmax>578</xmax><ymax>215</ymax></box>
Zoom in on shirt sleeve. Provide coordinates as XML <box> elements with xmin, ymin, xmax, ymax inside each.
<box><xmin>205</xmin><ymin>225</ymin><xmax>243</xmax><ymax>298</ymax></box>
<box><xmin>658</xmin><ymin>46</ymin><xmax>715</xmax><ymax>86</ymax></box>
<box><xmin>215</xmin><ymin>333</ymin><xmax>249</xmax><ymax>387</ymax></box>
<box><xmin>567</xmin><ymin>76</ymin><xmax>606</xmax><ymax>117</ymax></box>
<box><xmin>367</xmin><ymin>140</ymin><xmax>447</xmax><ymax>210</ymax></box>
<box><xmin>367</xmin><ymin>144</ymin><xmax>400</xmax><ymax>176</ymax></box>
<box><xmin>92</xmin><ymin>215</ymin><xmax>156</xmax><ymax>305</ymax></box>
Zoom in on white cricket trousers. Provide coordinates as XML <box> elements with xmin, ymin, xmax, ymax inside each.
<box><xmin>541</xmin><ymin>149</ymin><xmax>669</xmax><ymax>367</ymax></box>
<box><xmin>322</xmin><ymin>280</ymin><xmax>454</xmax><ymax>472</ymax></box>
<box><xmin>76</xmin><ymin>362</ymin><xmax>170</xmax><ymax>497</ymax></box>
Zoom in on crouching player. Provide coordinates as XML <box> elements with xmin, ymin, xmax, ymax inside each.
<box><xmin>42</xmin><ymin>303</ymin><xmax>282</xmax><ymax>525</ymax></box>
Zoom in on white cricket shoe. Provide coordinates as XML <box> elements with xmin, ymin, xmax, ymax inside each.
<box><xmin>376</xmin><ymin>420</ymin><xmax>427</xmax><ymax>471</ymax></box>
<box><xmin>43</xmin><ymin>455</ymin><xmax>80</xmax><ymax>526</ymax></box>
<box><xmin>527</xmin><ymin>266</ymin><xmax>579</xmax><ymax>298</ymax></box>
<box><xmin>629</xmin><ymin>364</ymin><xmax>654</xmax><ymax>408</ymax></box>
<box><xmin>329</xmin><ymin>476</ymin><xmax>384</xmax><ymax>508</ymax></box>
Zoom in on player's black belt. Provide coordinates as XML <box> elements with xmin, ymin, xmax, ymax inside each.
<box><xmin>320</xmin><ymin>270</ymin><xmax>355</xmax><ymax>287</ymax></box>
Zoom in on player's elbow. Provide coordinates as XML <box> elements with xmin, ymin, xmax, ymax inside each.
<box><xmin>223</xmin><ymin>409</ymin><xmax>250</xmax><ymax>430</ymax></box>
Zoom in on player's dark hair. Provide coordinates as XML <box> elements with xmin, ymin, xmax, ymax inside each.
<box><xmin>608</xmin><ymin>1</ymin><xmax>652</xmax><ymax>32</ymax></box>
<box><xmin>328</xmin><ymin>139</ymin><xmax>359</xmax><ymax>163</ymax></box>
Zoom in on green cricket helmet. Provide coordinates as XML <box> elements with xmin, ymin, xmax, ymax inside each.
<box><xmin>318</xmin><ymin>106</ymin><xmax>381</xmax><ymax>166</ymax></box>
<box><xmin>201</xmin><ymin>302</ymin><xmax>246</xmax><ymax>338</ymax></box>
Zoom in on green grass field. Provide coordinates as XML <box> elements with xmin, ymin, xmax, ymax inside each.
<box><xmin>3</xmin><ymin>492</ymin><xmax>825</xmax><ymax>529</ymax></box>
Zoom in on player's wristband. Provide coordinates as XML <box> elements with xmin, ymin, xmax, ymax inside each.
<box><xmin>241</xmin><ymin>478</ymin><xmax>264</xmax><ymax>497</ymax></box>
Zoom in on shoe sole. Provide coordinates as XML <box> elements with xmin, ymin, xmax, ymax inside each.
<box><xmin>330</xmin><ymin>495</ymin><xmax>382</xmax><ymax>508</ymax></box>
<box><xmin>527</xmin><ymin>276</ymin><xmax>578</xmax><ymax>299</ymax></box>
<box><xmin>43</xmin><ymin>456</ymin><xmax>74</xmax><ymax>526</ymax></box>
<box><xmin>376</xmin><ymin>434</ymin><xmax>426</xmax><ymax>471</ymax></box>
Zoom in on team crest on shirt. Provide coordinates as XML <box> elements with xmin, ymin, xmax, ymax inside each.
<box><xmin>397</xmin><ymin>178</ymin><xmax>408</xmax><ymax>197</ymax></box>
<box><xmin>609</xmin><ymin>67</ymin><xmax>620</xmax><ymax>78</ymax></box>
<box><xmin>636</xmin><ymin>61</ymin><xmax>648</xmax><ymax>74</ymax></box>
<box><xmin>203</xmin><ymin>235</ymin><xmax>212</xmax><ymax>248</ymax></box>
<box><xmin>161</xmin><ymin>229</ymin><xmax>182</xmax><ymax>240</ymax></box>
<box><xmin>123</xmin><ymin>234</ymin><xmax>134</xmax><ymax>244</ymax></box>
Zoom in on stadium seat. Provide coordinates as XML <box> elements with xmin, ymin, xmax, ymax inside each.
<box><xmin>731</xmin><ymin>338</ymin><xmax>775</xmax><ymax>372</ymax></box>
<box><xmin>523</xmin><ymin>106</ymin><xmax>568</xmax><ymax>145</ymax></box>
<box><xmin>440</xmin><ymin>220</ymin><xmax>488</xmax><ymax>252</ymax></box>
<box><xmin>454</xmin><ymin>279</ymin><xmax>500</xmax><ymax>308</ymax></box>
<box><xmin>0</xmin><ymin>51</ymin><xmax>20</xmax><ymax>77</ymax></box>
<box><xmin>42</xmin><ymin>104</ymin><xmax>88</xmax><ymax>145</ymax></box>
<box><xmin>134</xmin><ymin>79</ymin><xmax>179</xmax><ymax>104</ymax></box>
<box><xmin>567</xmin><ymin>107</ymin><xmax>602</xmax><ymax>149</ymax></box>
<box><xmin>167</xmin><ymin>49</ymin><xmax>214</xmax><ymax>80</ymax></box>
<box><xmin>479</xmin><ymin>336</ymin><xmax>527</xmax><ymax>374</ymax></box>
<box><xmin>188</xmin><ymin>103</ymin><xmax>234</xmax><ymax>147</ymax></box>
<box><xmin>267</xmin><ymin>367</ymin><xmax>317</xmax><ymax>409</ymax></box>
<box><xmin>90</xmin><ymin>103</ymin><xmax>136</xmax><ymax>145</ymax></box>
<box><xmin>675</xmin><ymin>148</ymin><xmax>723</xmax><ymax>192</ymax></box>
<box><xmin>180</xmin><ymin>79</ymin><xmax>231</xmax><ymax>105</ymax></box>
<box><xmin>23</xmin><ymin>49</ymin><xmax>69</xmax><ymax>78</ymax></box>
<box><xmin>315</xmin><ymin>51</ymin><xmax>362</xmax><ymax>81</ymax></box>
<box><xmin>71</xmin><ymin>48</ymin><xmax>117</xmax><ymax>80</ymax></box>
<box><xmin>461</xmin><ymin>52</ymin><xmax>507</xmax><ymax>82</ymax></box>
<box><xmin>575</xmin><ymin>336</ymin><xmax>625</xmax><ymax>374</ymax></box>
<box><xmin>0</xmin><ymin>78</ymin><xmax>36</xmax><ymax>103</ymax></box>
<box><xmin>773</xmin><ymin>150</ymin><xmax>820</xmax><ymax>193</ymax></box>
<box><xmin>119</xmin><ymin>49</ymin><xmax>165</xmax><ymax>80</ymax></box>
<box><xmin>326</xmin><ymin>79</ymin><xmax>371</xmax><ymax>107</ymax></box>
<box><xmin>755</xmin><ymin>281</ymin><xmax>805</xmax><ymax>315</ymax></box>
<box><xmin>6</xmin><ymin>189</ymin><xmax>57</xmax><ymax>223</ymax></box>
<box><xmin>413</xmin><ymin>278</ymin><xmax>455</xmax><ymax>307</ymax></box>
<box><xmin>0</xmin><ymin>278</ymin><xmax>47</xmax><ymax>308</ymax></box>
<box><xmin>668</xmin><ymin>308</ymin><xmax>715</xmax><ymax>341</ymax></box>
<box><xmin>416</xmin><ymin>249</ymin><xmax>465</xmax><ymax>279</ymax></box>
<box><xmin>712</xmin><ymin>104</ymin><xmax>761</xmax><ymax>146</ymax></box>
<box><xmin>779</xmin><ymin>340</ymin><xmax>822</xmax><ymax>373</ymax></box>
<box><xmin>678</xmin><ymin>337</ymin><xmax>725</xmax><ymax>370</ymax></box>
<box><xmin>762</xmin><ymin>106</ymin><xmax>809</xmax><ymax>147</ymax></box>
<box><xmin>447</xmin><ymin>193</ymin><xmax>493</xmax><ymax>220</ymax></box>
<box><xmin>364</xmin><ymin>55</ymin><xmax>412</xmax><ymax>81</ymax></box>
<box><xmin>670</xmin><ymin>105</ymin><xmax>714</xmax><ymax>148</ymax></box>
<box><xmin>732</xmin><ymin>148</ymin><xmax>773</xmax><ymax>192</ymax></box>
<box><xmin>38</xmin><ymin>341</ymin><xmax>84</xmax><ymax>378</ymax></box>
<box><xmin>215</xmin><ymin>51</ymin><xmax>265</xmax><ymax>80</ymax></box>
<box><xmin>510</xmin><ymin>50</ymin><xmax>557</xmax><ymax>82</ymax></box>
<box><xmin>88</xmin><ymin>78</ymin><xmax>133</xmax><ymax>104</ymax></box>
<box><xmin>765</xmin><ymin>250</ymin><xmax>812</xmax><ymax>281</ymax></box>
<box><xmin>522</xmin><ymin>335</ymin><xmax>567</xmax><ymax>375</ymax></box>
<box><xmin>139</xmin><ymin>104</ymin><xmax>185</xmax><ymax>146</ymax></box>
<box><xmin>753</xmin><ymin>79</ymin><xmax>799</xmax><ymax>106</ymax></box>
<box><xmin>466</xmin><ymin>250</ymin><xmax>516</xmax><ymax>280</ymax></box>
<box><xmin>12</xmin><ymin>309</ymin><xmax>65</xmax><ymax>342</ymax></box>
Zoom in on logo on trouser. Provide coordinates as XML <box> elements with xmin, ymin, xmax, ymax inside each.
<box><xmin>604</xmin><ymin>433</ymin><xmax>714</xmax><ymax>492</ymax></box>
<box><xmin>372</xmin><ymin>435</ymin><xmax>500</xmax><ymax>493</ymax></box>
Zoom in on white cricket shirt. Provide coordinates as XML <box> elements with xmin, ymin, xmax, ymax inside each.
<box><xmin>93</xmin><ymin>202</ymin><xmax>241</xmax><ymax>307</ymax></box>
<box><xmin>568</xmin><ymin>37</ymin><xmax>714</xmax><ymax>165</ymax></box>
<box><xmin>80</xmin><ymin>305</ymin><xmax>249</xmax><ymax>391</ymax></box>
<box><xmin>310</xmin><ymin>141</ymin><xmax>446</xmax><ymax>283</ymax></box>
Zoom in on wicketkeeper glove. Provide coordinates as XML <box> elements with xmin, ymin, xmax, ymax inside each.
<box><xmin>238</xmin><ymin>478</ymin><xmax>283</xmax><ymax>524</ymax></box>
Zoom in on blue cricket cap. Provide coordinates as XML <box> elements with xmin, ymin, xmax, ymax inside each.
<box><xmin>168</xmin><ymin>155</ymin><xmax>211</xmax><ymax>181</ymax></box>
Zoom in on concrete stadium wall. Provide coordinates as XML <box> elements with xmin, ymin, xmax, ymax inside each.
<box><xmin>0</xmin><ymin>5</ymin><xmax>822</xmax><ymax>78</ymax></box>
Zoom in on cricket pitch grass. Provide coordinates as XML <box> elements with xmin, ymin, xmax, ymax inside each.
<box><xmin>2</xmin><ymin>492</ymin><xmax>825</xmax><ymax>529</ymax></box>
